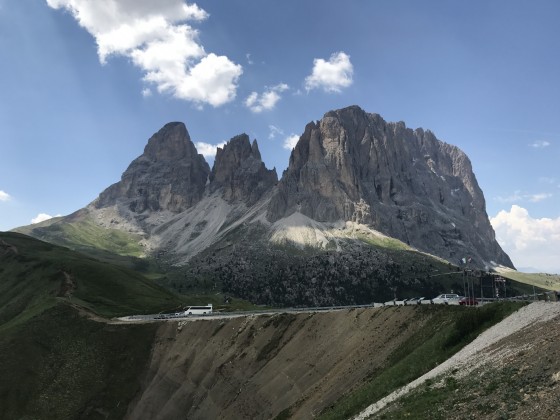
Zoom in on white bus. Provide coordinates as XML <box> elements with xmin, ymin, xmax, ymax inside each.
<box><xmin>182</xmin><ymin>304</ymin><xmax>213</xmax><ymax>316</ymax></box>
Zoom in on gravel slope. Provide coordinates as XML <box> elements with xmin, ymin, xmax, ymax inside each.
<box><xmin>354</xmin><ymin>302</ymin><xmax>560</xmax><ymax>419</ymax></box>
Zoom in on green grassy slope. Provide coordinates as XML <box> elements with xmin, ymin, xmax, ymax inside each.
<box><xmin>0</xmin><ymin>303</ymin><xmax>157</xmax><ymax>420</ymax></box>
<box><xmin>0</xmin><ymin>232</ymin><xmax>187</xmax><ymax>419</ymax></box>
<box><xmin>0</xmin><ymin>232</ymin><xmax>183</xmax><ymax>328</ymax></box>
<box><xmin>496</xmin><ymin>268</ymin><xmax>560</xmax><ymax>291</ymax></box>
<box><xmin>14</xmin><ymin>215</ymin><xmax>145</xmax><ymax>257</ymax></box>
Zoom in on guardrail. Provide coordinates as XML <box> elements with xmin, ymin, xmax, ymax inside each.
<box><xmin>120</xmin><ymin>294</ymin><xmax>558</xmax><ymax>322</ymax></box>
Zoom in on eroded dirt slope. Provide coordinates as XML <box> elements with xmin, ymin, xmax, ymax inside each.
<box><xmin>125</xmin><ymin>306</ymin><xmax>431</xmax><ymax>420</ymax></box>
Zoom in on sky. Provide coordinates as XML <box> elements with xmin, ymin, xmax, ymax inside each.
<box><xmin>0</xmin><ymin>0</ymin><xmax>559</xmax><ymax>273</ymax></box>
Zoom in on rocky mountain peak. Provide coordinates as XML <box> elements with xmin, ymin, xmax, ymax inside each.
<box><xmin>210</xmin><ymin>134</ymin><xmax>277</xmax><ymax>205</ymax></box>
<box><xmin>94</xmin><ymin>122</ymin><xmax>210</xmax><ymax>213</ymax></box>
<box><xmin>142</xmin><ymin>122</ymin><xmax>198</xmax><ymax>162</ymax></box>
<box><xmin>268</xmin><ymin>105</ymin><xmax>512</xmax><ymax>268</ymax></box>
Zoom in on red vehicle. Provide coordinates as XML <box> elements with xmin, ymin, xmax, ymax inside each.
<box><xmin>459</xmin><ymin>297</ymin><xmax>479</xmax><ymax>306</ymax></box>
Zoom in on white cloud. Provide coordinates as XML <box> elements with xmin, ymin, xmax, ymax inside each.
<box><xmin>530</xmin><ymin>140</ymin><xmax>551</xmax><ymax>148</ymax></box>
<box><xmin>245</xmin><ymin>83</ymin><xmax>289</xmax><ymax>113</ymax></box>
<box><xmin>491</xmin><ymin>205</ymin><xmax>560</xmax><ymax>273</ymax></box>
<box><xmin>283</xmin><ymin>134</ymin><xmax>299</xmax><ymax>150</ymax></box>
<box><xmin>268</xmin><ymin>125</ymin><xmax>284</xmax><ymax>140</ymax></box>
<box><xmin>305</xmin><ymin>51</ymin><xmax>353</xmax><ymax>93</ymax></box>
<box><xmin>31</xmin><ymin>213</ymin><xmax>61</xmax><ymax>224</ymax></box>
<box><xmin>47</xmin><ymin>0</ymin><xmax>242</xmax><ymax>107</ymax></box>
<box><xmin>142</xmin><ymin>88</ymin><xmax>152</xmax><ymax>97</ymax></box>
<box><xmin>0</xmin><ymin>190</ymin><xmax>11</xmax><ymax>201</ymax></box>
<box><xmin>195</xmin><ymin>141</ymin><xmax>226</xmax><ymax>158</ymax></box>
<box><xmin>246</xmin><ymin>53</ymin><xmax>253</xmax><ymax>65</ymax></box>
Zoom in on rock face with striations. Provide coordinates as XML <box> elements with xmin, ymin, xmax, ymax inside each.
<box><xmin>95</xmin><ymin>122</ymin><xmax>210</xmax><ymax>213</ymax></box>
<box><xmin>210</xmin><ymin>134</ymin><xmax>278</xmax><ymax>205</ymax></box>
<box><xmin>268</xmin><ymin>106</ymin><xmax>513</xmax><ymax>268</ymax></box>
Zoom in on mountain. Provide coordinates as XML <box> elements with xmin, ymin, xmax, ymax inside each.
<box><xmin>15</xmin><ymin>106</ymin><xmax>515</xmax><ymax>305</ymax></box>
<box><xmin>268</xmin><ymin>106</ymin><xmax>512</xmax><ymax>268</ymax></box>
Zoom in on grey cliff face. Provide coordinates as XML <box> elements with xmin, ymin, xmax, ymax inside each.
<box><xmin>268</xmin><ymin>106</ymin><xmax>513</xmax><ymax>268</ymax></box>
<box><xmin>210</xmin><ymin>134</ymin><xmax>277</xmax><ymax>205</ymax></box>
<box><xmin>95</xmin><ymin>122</ymin><xmax>210</xmax><ymax>213</ymax></box>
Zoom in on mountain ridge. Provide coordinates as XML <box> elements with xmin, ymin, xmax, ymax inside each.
<box><xmin>14</xmin><ymin>106</ymin><xmax>514</xmax><ymax>290</ymax></box>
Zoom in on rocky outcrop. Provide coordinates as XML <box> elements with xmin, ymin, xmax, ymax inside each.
<box><xmin>95</xmin><ymin>122</ymin><xmax>210</xmax><ymax>213</ymax></box>
<box><xmin>267</xmin><ymin>106</ymin><xmax>513</xmax><ymax>268</ymax></box>
<box><xmin>210</xmin><ymin>134</ymin><xmax>277</xmax><ymax>205</ymax></box>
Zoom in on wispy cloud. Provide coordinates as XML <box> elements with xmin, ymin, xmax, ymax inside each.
<box><xmin>495</xmin><ymin>190</ymin><xmax>553</xmax><ymax>203</ymax></box>
<box><xmin>268</xmin><ymin>125</ymin><xmax>284</xmax><ymax>140</ymax></box>
<box><xmin>0</xmin><ymin>190</ymin><xmax>11</xmax><ymax>202</ymax></box>
<box><xmin>305</xmin><ymin>51</ymin><xmax>353</xmax><ymax>93</ymax></box>
<box><xmin>538</xmin><ymin>177</ymin><xmax>557</xmax><ymax>185</ymax></box>
<box><xmin>245</xmin><ymin>83</ymin><xmax>289</xmax><ymax>113</ymax></box>
<box><xmin>530</xmin><ymin>140</ymin><xmax>551</xmax><ymax>148</ymax></box>
<box><xmin>528</xmin><ymin>193</ymin><xmax>553</xmax><ymax>202</ymax></box>
<box><xmin>283</xmin><ymin>134</ymin><xmax>299</xmax><ymax>150</ymax></box>
<box><xmin>46</xmin><ymin>0</ymin><xmax>242</xmax><ymax>107</ymax></box>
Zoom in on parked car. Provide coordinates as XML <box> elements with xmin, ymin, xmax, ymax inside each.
<box><xmin>431</xmin><ymin>294</ymin><xmax>461</xmax><ymax>304</ymax></box>
<box><xmin>404</xmin><ymin>297</ymin><xmax>425</xmax><ymax>305</ymax></box>
<box><xmin>459</xmin><ymin>296</ymin><xmax>479</xmax><ymax>306</ymax></box>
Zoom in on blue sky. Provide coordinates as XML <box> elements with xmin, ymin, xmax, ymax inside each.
<box><xmin>0</xmin><ymin>0</ymin><xmax>559</xmax><ymax>272</ymax></box>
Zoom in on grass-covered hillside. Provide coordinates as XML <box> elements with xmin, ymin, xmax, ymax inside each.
<box><xmin>496</xmin><ymin>267</ymin><xmax>560</xmax><ymax>291</ymax></box>
<box><xmin>0</xmin><ymin>304</ymin><xmax>158</xmax><ymax>420</ymax></box>
<box><xmin>0</xmin><ymin>231</ymin><xmax>182</xmax><ymax>329</ymax></box>
<box><xmin>14</xmin><ymin>213</ymin><xmax>145</xmax><ymax>258</ymax></box>
<box><xmin>0</xmin><ymin>231</ymin><xmax>187</xmax><ymax>420</ymax></box>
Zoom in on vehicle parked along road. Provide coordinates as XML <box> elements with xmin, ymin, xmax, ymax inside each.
<box><xmin>431</xmin><ymin>294</ymin><xmax>461</xmax><ymax>304</ymax></box>
<box><xmin>459</xmin><ymin>297</ymin><xmax>479</xmax><ymax>306</ymax></box>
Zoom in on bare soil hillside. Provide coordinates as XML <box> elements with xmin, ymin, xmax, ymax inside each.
<box><xmin>125</xmin><ymin>306</ymin><xmax>434</xmax><ymax>420</ymax></box>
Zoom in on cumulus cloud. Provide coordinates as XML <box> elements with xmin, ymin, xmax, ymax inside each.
<box><xmin>305</xmin><ymin>51</ymin><xmax>353</xmax><ymax>92</ymax></box>
<box><xmin>46</xmin><ymin>0</ymin><xmax>242</xmax><ymax>107</ymax></box>
<box><xmin>491</xmin><ymin>205</ymin><xmax>560</xmax><ymax>273</ymax></box>
<box><xmin>31</xmin><ymin>213</ymin><xmax>61</xmax><ymax>224</ymax></box>
<box><xmin>245</xmin><ymin>83</ymin><xmax>289</xmax><ymax>113</ymax></box>
<box><xmin>195</xmin><ymin>141</ymin><xmax>226</xmax><ymax>158</ymax></box>
<box><xmin>0</xmin><ymin>190</ymin><xmax>11</xmax><ymax>202</ymax></box>
<box><xmin>530</xmin><ymin>140</ymin><xmax>551</xmax><ymax>148</ymax></box>
<box><xmin>283</xmin><ymin>134</ymin><xmax>299</xmax><ymax>150</ymax></box>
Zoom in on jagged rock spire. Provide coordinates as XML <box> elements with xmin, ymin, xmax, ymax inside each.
<box><xmin>210</xmin><ymin>134</ymin><xmax>277</xmax><ymax>205</ymax></box>
<box><xmin>95</xmin><ymin>122</ymin><xmax>210</xmax><ymax>213</ymax></box>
